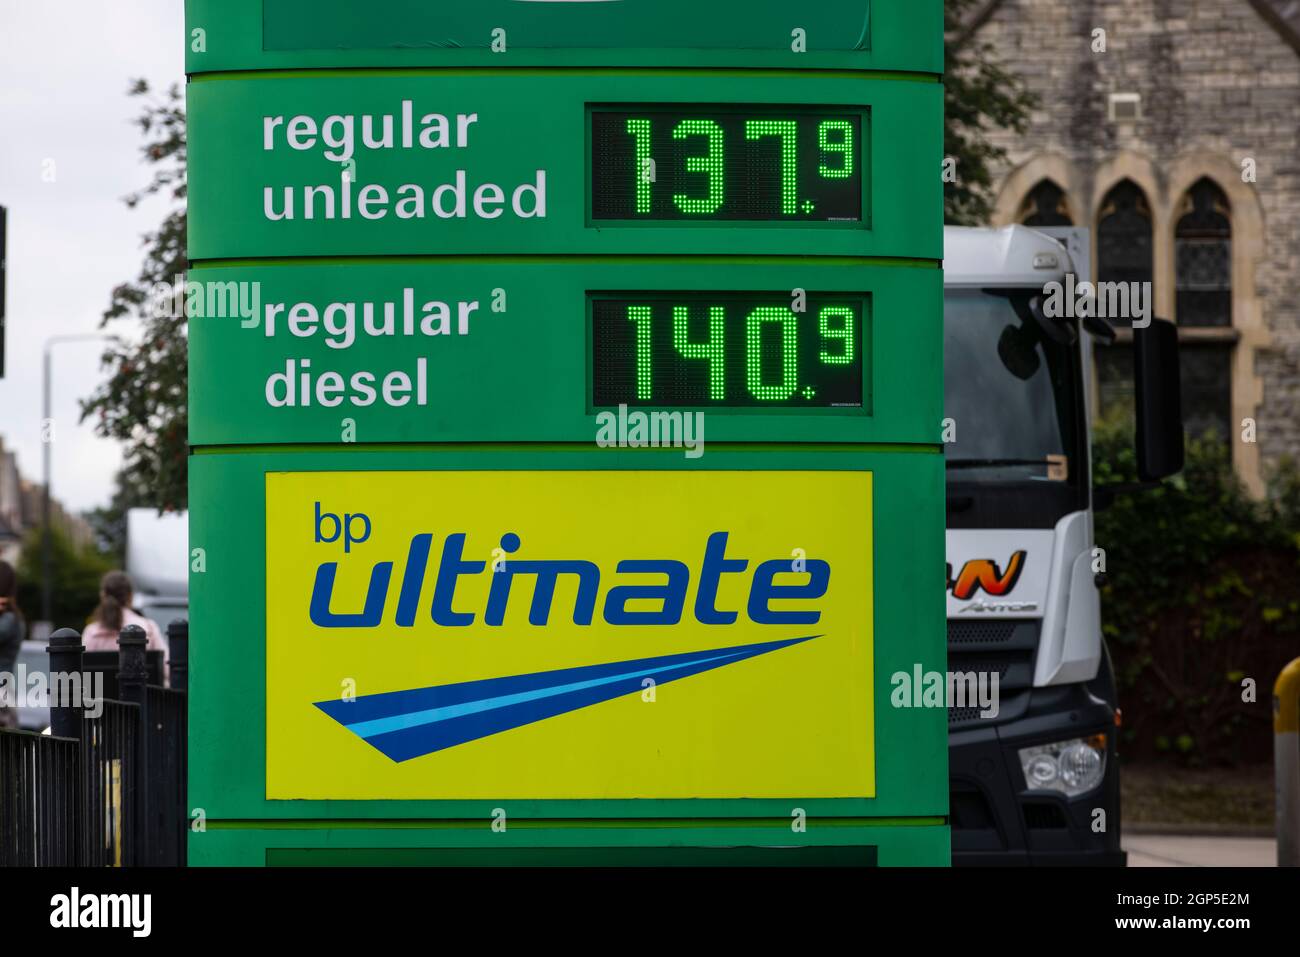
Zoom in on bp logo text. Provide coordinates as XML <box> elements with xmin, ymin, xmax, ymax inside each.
<box><xmin>309</xmin><ymin>501</ymin><xmax>830</xmax><ymax>628</ymax></box>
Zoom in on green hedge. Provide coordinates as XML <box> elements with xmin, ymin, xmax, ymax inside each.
<box><xmin>15</xmin><ymin>526</ymin><xmax>113</xmax><ymax>633</ymax></box>
<box><xmin>1093</xmin><ymin>419</ymin><xmax>1300</xmax><ymax>765</ymax></box>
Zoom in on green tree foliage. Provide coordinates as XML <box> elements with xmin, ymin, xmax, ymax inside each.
<box><xmin>943</xmin><ymin>0</ymin><xmax>1036</xmax><ymax>224</ymax></box>
<box><xmin>15</xmin><ymin>526</ymin><xmax>113</xmax><ymax>632</ymax></box>
<box><xmin>1094</xmin><ymin>419</ymin><xmax>1300</xmax><ymax>764</ymax></box>
<box><xmin>84</xmin><ymin>468</ymin><xmax>155</xmax><ymax>563</ymax></box>
<box><xmin>81</xmin><ymin>80</ymin><xmax>188</xmax><ymax>511</ymax></box>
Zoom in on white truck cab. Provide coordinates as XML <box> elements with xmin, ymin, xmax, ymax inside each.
<box><xmin>126</xmin><ymin>508</ymin><xmax>189</xmax><ymax>626</ymax></box>
<box><xmin>942</xmin><ymin>225</ymin><xmax>1182</xmax><ymax>865</ymax></box>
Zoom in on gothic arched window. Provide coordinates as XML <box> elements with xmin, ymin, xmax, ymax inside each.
<box><xmin>1095</xmin><ymin>180</ymin><xmax>1154</xmax><ymax>430</ymax></box>
<box><xmin>1096</xmin><ymin>179</ymin><xmax>1153</xmax><ymax>296</ymax></box>
<box><xmin>1174</xmin><ymin>178</ymin><xmax>1235</xmax><ymax>443</ymax></box>
<box><xmin>1175</xmin><ymin>178</ymin><xmax>1232</xmax><ymax>328</ymax></box>
<box><xmin>1020</xmin><ymin>179</ymin><xmax>1073</xmax><ymax>226</ymax></box>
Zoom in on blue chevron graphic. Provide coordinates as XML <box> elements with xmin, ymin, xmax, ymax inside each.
<box><xmin>314</xmin><ymin>635</ymin><xmax>818</xmax><ymax>762</ymax></box>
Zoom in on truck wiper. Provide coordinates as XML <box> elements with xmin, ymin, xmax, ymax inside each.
<box><xmin>945</xmin><ymin>458</ymin><xmax>1051</xmax><ymax>469</ymax></box>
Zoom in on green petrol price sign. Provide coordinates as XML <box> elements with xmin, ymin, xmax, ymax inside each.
<box><xmin>187</xmin><ymin>261</ymin><xmax>943</xmax><ymax>444</ymax></box>
<box><xmin>185</xmin><ymin>0</ymin><xmax>949</xmax><ymax>866</ymax></box>
<box><xmin>187</xmin><ymin>73</ymin><xmax>937</xmax><ymax>259</ymax></box>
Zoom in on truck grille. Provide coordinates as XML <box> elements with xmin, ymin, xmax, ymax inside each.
<box><xmin>946</xmin><ymin>620</ymin><xmax>1018</xmax><ymax>645</ymax></box>
<box><xmin>946</xmin><ymin>619</ymin><xmax>1039</xmax><ymax>727</ymax></box>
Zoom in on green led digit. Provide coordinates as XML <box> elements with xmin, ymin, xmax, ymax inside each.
<box><xmin>744</xmin><ymin>119</ymin><xmax>798</xmax><ymax>214</ymax></box>
<box><xmin>818</xmin><ymin>120</ymin><xmax>854</xmax><ymax>179</ymax></box>
<box><xmin>672</xmin><ymin>304</ymin><xmax>726</xmax><ymax>400</ymax></box>
<box><xmin>628</xmin><ymin>305</ymin><xmax>653</xmax><ymax>400</ymax></box>
<box><xmin>746</xmin><ymin>307</ymin><xmax>799</xmax><ymax>401</ymax></box>
<box><xmin>626</xmin><ymin>118</ymin><xmax>653</xmax><ymax>214</ymax></box>
<box><xmin>818</xmin><ymin>305</ymin><xmax>855</xmax><ymax>364</ymax></box>
<box><xmin>671</xmin><ymin>119</ymin><xmax>724</xmax><ymax>214</ymax></box>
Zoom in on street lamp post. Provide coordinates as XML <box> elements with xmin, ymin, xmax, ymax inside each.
<box><xmin>41</xmin><ymin>333</ymin><xmax>117</xmax><ymax>624</ymax></box>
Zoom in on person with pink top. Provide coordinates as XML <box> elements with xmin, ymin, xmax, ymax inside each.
<box><xmin>81</xmin><ymin>570</ymin><xmax>169</xmax><ymax>685</ymax></box>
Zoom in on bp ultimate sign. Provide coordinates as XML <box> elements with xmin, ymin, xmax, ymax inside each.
<box><xmin>186</xmin><ymin>0</ymin><xmax>947</xmax><ymax>866</ymax></box>
<box><xmin>267</xmin><ymin>470</ymin><xmax>873</xmax><ymax>800</ymax></box>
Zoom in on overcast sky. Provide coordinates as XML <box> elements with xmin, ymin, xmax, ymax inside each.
<box><xmin>0</xmin><ymin>0</ymin><xmax>183</xmax><ymax>514</ymax></box>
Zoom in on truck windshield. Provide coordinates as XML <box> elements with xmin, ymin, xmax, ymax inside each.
<box><xmin>944</xmin><ymin>288</ymin><xmax>1083</xmax><ymax>484</ymax></box>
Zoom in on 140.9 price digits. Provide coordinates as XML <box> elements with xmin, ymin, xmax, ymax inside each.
<box><xmin>625</xmin><ymin>302</ymin><xmax>857</xmax><ymax>403</ymax></box>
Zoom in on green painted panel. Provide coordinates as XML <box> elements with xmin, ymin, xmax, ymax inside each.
<box><xmin>187</xmin><ymin>73</ymin><xmax>942</xmax><ymax>260</ymax></box>
<box><xmin>185</xmin><ymin>0</ymin><xmax>943</xmax><ymax>74</ymax></box>
<box><xmin>187</xmin><ymin>260</ymin><xmax>941</xmax><ymax>445</ymax></box>
<box><xmin>267</xmin><ymin>846</ymin><xmax>880</xmax><ymax>867</ymax></box>
<box><xmin>187</xmin><ymin>447</ymin><xmax>947</xmax><ymax>824</ymax></box>
<box><xmin>192</xmin><ymin>823</ymin><xmax>950</xmax><ymax>867</ymax></box>
<box><xmin>263</xmin><ymin>0</ymin><xmax>873</xmax><ymax>53</ymax></box>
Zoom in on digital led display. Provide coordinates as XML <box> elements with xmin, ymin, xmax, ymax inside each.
<box><xmin>591</xmin><ymin>293</ymin><xmax>865</xmax><ymax>409</ymax></box>
<box><xmin>591</xmin><ymin>108</ymin><xmax>863</xmax><ymax>222</ymax></box>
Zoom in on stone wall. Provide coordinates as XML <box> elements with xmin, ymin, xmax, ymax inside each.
<box><xmin>969</xmin><ymin>0</ymin><xmax>1300</xmax><ymax>491</ymax></box>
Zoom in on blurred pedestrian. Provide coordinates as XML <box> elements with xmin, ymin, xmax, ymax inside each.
<box><xmin>0</xmin><ymin>560</ymin><xmax>25</xmax><ymax>729</ymax></box>
<box><xmin>82</xmin><ymin>570</ymin><xmax>169</xmax><ymax>685</ymax></box>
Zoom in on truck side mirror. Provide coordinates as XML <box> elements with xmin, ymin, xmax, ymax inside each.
<box><xmin>1134</xmin><ymin>318</ymin><xmax>1184</xmax><ymax>481</ymax></box>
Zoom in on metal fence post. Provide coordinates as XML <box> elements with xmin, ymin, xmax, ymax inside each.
<box><xmin>46</xmin><ymin>628</ymin><xmax>85</xmax><ymax>741</ymax></box>
<box><xmin>1276</xmin><ymin>657</ymin><xmax>1300</xmax><ymax>867</ymax></box>
<box><xmin>44</xmin><ymin>628</ymin><xmax>85</xmax><ymax>865</ymax></box>
<box><xmin>167</xmin><ymin>619</ymin><xmax>189</xmax><ymax>692</ymax></box>
<box><xmin>118</xmin><ymin>624</ymin><xmax>148</xmax><ymax>865</ymax></box>
<box><xmin>117</xmin><ymin>624</ymin><xmax>148</xmax><ymax>704</ymax></box>
<box><xmin>165</xmin><ymin>619</ymin><xmax>189</xmax><ymax>865</ymax></box>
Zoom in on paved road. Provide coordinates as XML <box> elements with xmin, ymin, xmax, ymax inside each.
<box><xmin>1123</xmin><ymin>834</ymin><xmax>1276</xmax><ymax>867</ymax></box>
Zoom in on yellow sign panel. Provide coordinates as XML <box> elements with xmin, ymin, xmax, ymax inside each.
<box><xmin>265</xmin><ymin>469</ymin><xmax>873</xmax><ymax>800</ymax></box>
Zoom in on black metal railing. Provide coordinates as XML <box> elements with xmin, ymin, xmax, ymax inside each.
<box><xmin>80</xmin><ymin>698</ymin><xmax>141</xmax><ymax>867</ymax></box>
<box><xmin>0</xmin><ymin>729</ymin><xmax>79</xmax><ymax>866</ymax></box>
<box><xmin>142</xmin><ymin>685</ymin><xmax>187</xmax><ymax>865</ymax></box>
<box><xmin>0</xmin><ymin>619</ymin><xmax>188</xmax><ymax>867</ymax></box>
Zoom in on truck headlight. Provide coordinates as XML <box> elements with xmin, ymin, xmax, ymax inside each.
<box><xmin>1017</xmin><ymin>734</ymin><xmax>1106</xmax><ymax>796</ymax></box>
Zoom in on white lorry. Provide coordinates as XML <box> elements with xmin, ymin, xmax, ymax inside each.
<box><xmin>942</xmin><ymin>225</ymin><xmax>1183</xmax><ymax>865</ymax></box>
<box><xmin>125</xmin><ymin>508</ymin><xmax>189</xmax><ymax>627</ymax></box>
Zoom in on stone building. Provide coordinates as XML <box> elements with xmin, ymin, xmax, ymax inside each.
<box><xmin>0</xmin><ymin>438</ymin><xmax>21</xmax><ymax>564</ymax></box>
<box><xmin>0</xmin><ymin>435</ymin><xmax>95</xmax><ymax>565</ymax></box>
<box><xmin>958</xmin><ymin>0</ymin><xmax>1300</xmax><ymax>495</ymax></box>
